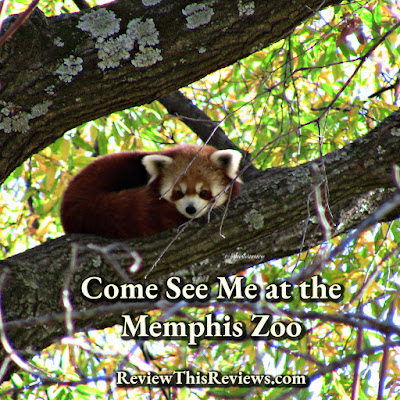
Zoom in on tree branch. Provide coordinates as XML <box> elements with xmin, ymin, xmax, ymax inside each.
<box><xmin>0</xmin><ymin>0</ymin><xmax>342</xmax><ymax>185</ymax></box>
<box><xmin>0</xmin><ymin>108</ymin><xmax>399</xmax><ymax>379</ymax></box>
<box><xmin>158</xmin><ymin>91</ymin><xmax>260</xmax><ymax>181</ymax></box>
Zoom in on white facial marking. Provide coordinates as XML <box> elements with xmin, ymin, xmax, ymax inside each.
<box><xmin>175</xmin><ymin>195</ymin><xmax>210</xmax><ymax>218</ymax></box>
<box><xmin>180</xmin><ymin>181</ymin><xmax>187</xmax><ymax>194</ymax></box>
<box><xmin>210</xmin><ymin>181</ymin><xmax>228</xmax><ymax>207</ymax></box>
<box><xmin>195</xmin><ymin>182</ymin><xmax>203</xmax><ymax>193</ymax></box>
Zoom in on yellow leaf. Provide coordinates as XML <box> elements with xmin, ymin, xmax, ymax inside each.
<box><xmin>60</xmin><ymin>138</ymin><xmax>70</xmax><ymax>161</ymax></box>
<box><xmin>45</xmin><ymin>163</ymin><xmax>56</xmax><ymax>191</ymax></box>
<box><xmin>73</xmin><ymin>156</ymin><xmax>95</xmax><ymax>168</ymax></box>
<box><xmin>42</xmin><ymin>197</ymin><xmax>57</xmax><ymax>214</ymax></box>
<box><xmin>53</xmin><ymin>181</ymin><xmax>66</xmax><ymax>201</ymax></box>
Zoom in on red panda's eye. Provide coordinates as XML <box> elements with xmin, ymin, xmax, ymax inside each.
<box><xmin>176</xmin><ymin>190</ymin><xmax>184</xmax><ymax>198</ymax></box>
<box><xmin>199</xmin><ymin>190</ymin><xmax>209</xmax><ymax>199</ymax></box>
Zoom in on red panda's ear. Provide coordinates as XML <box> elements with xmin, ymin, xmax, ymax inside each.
<box><xmin>210</xmin><ymin>150</ymin><xmax>242</xmax><ymax>181</ymax></box>
<box><xmin>142</xmin><ymin>155</ymin><xmax>174</xmax><ymax>184</ymax></box>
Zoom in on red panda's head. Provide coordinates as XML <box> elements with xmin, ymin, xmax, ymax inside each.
<box><xmin>142</xmin><ymin>145</ymin><xmax>242</xmax><ymax>219</ymax></box>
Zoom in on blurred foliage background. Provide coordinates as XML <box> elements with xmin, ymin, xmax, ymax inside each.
<box><xmin>1</xmin><ymin>0</ymin><xmax>400</xmax><ymax>399</ymax></box>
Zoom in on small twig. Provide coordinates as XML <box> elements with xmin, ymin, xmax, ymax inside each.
<box><xmin>393</xmin><ymin>164</ymin><xmax>400</xmax><ymax>190</ymax></box>
<box><xmin>377</xmin><ymin>299</ymin><xmax>395</xmax><ymax>400</ymax></box>
<box><xmin>217</xmin><ymin>184</ymin><xmax>234</xmax><ymax>238</ymax></box>
<box><xmin>368</xmin><ymin>73</ymin><xmax>399</xmax><ymax>99</ymax></box>
<box><xmin>62</xmin><ymin>243</ymin><xmax>78</xmax><ymax>337</ymax></box>
<box><xmin>351</xmin><ymin>327</ymin><xmax>363</xmax><ymax>400</ymax></box>
<box><xmin>310</xmin><ymin>162</ymin><xmax>332</xmax><ymax>243</ymax></box>
<box><xmin>145</xmin><ymin>219</ymin><xmax>192</xmax><ymax>279</ymax></box>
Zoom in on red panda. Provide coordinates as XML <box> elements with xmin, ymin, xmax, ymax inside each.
<box><xmin>60</xmin><ymin>144</ymin><xmax>242</xmax><ymax>238</ymax></box>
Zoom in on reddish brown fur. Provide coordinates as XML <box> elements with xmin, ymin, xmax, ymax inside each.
<box><xmin>61</xmin><ymin>145</ymin><xmax>241</xmax><ymax>239</ymax></box>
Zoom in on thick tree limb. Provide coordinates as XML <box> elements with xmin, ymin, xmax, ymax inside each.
<box><xmin>0</xmin><ymin>109</ymin><xmax>399</xmax><ymax>380</ymax></box>
<box><xmin>0</xmin><ymin>0</ymin><xmax>342</xmax><ymax>185</ymax></box>
<box><xmin>158</xmin><ymin>91</ymin><xmax>260</xmax><ymax>180</ymax></box>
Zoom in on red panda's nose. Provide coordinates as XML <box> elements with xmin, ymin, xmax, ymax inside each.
<box><xmin>185</xmin><ymin>205</ymin><xmax>197</xmax><ymax>215</ymax></box>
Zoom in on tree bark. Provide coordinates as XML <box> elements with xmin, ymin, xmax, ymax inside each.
<box><xmin>0</xmin><ymin>0</ymin><xmax>342</xmax><ymax>185</ymax></box>
<box><xmin>1</xmin><ymin>108</ymin><xmax>400</xmax><ymax>380</ymax></box>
